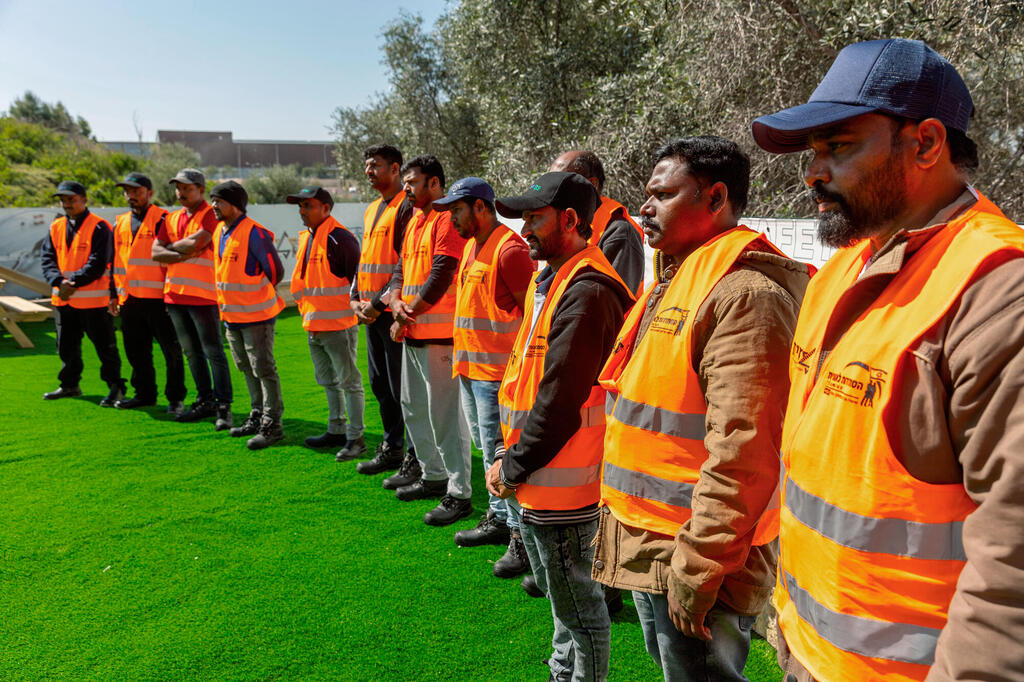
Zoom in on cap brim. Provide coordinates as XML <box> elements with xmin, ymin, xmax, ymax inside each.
<box><xmin>115</xmin><ymin>181</ymin><xmax>143</xmax><ymax>189</ymax></box>
<box><xmin>752</xmin><ymin>101</ymin><xmax>879</xmax><ymax>153</ymax></box>
<box><xmin>52</xmin><ymin>190</ymin><xmax>82</xmax><ymax>197</ymax></box>
<box><xmin>495</xmin><ymin>195</ymin><xmax>550</xmax><ymax>219</ymax></box>
<box><xmin>284</xmin><ymin>195</ymin><xmax>303</xmax><ymax>204</ymax></box>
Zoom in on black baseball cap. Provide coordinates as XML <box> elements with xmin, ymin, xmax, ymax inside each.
<box><xmin>210</xmin><ymin>181</ymin><xmax>248</xmax><ymax>211</ymax></box>
<box><xmin>752</xmin><ymin>39</ymin><xmax>974</xmax><ymax>154</ymax></box>
<box><xmin>433</xmin><ymin>176</ymin><xmax>495</xmax><ymax>210</ymax></box>
<box><xmin>169</xmin><ymin>168</ymin><xmax>206</xmax><ymax>186</ymax></box>
<box><xmin>116</xmin><ymin>172</ymin><xmax>153</xmax><ymax>190</ymax></box>
<box><xmin>495</xmin><ymin>172</ymin><xmax>598</xmax><ymax>225</ymax></box>
<box><xmin>285</xmin><ymin>185</ymin><xmax>334</xmax><ymax>208</ymax></box>
<box><xmin>52</xmin><ymin>181</ymin><xmax>86</xmax><ymax>197</ymax></box>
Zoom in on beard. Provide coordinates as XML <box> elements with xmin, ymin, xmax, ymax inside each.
<box><xmin>812</xmin><ymin>148</ymin><xmax>909</xmax><ymax>249</ymax></box>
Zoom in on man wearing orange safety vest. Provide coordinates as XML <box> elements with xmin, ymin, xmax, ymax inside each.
<box><xmin>109</xmin><ymin>172</ymin><xmax>186</xmax><ymax>413</ymax></box>
<box><xmin>350</xmin><ymin>144</ymin><xmax>416</xmax><ymax>478</ymax></box>
<box><xmin>486</xmin><ymin>172</ymin><xmax>634</xmax><ymax>682</ymax></box>
<box><xmin>388</xmin><ymin>155</ymin><xmax>472</xmax><ymax>526</ymax></box>
<box><xmin>152</xmin><ymin>168</ymin><xmax>233</xmax><ymax>428</ymax></box>
<box><xmin>285</xmin><ymin>185</ymin><xmax>366</xmax><ymax>459</ymax></box>
<box><xmin>752</xmin><ymin>39</ymin><xmax>1024</xmax><ymax>681</ymax></box>
<box><xmin>433</xmin><ymin>177</ymin><xmax>535</xmax><ymax>574</ymax></box>
<box><xmin>550</xmin><ymin>150</ymin><xmax>644</xmax><ymax>293</ymax></box>
<box><xmin>40</xmin><ymin>180</ymin><xmax>126</xmax><ymax>406</ymax></box>
<box><xmin>592</xmin><ymin>137</ymin><xmax>809</xmax><ymax>681</ymax></box>
<box><xmin>210</xmin><ymin>181</ymin><xmax>286</xmax><ymax>451</ymax></box>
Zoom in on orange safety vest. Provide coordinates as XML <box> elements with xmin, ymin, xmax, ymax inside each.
<box><xmin>776</xmin><ymin>193</ymin><xmax>1024</xmax><ymax>682</ymax></box>
<box><xmin>48</xmin><ymin>213</ymin><xmax>111</xmax><ymax>309</ymax></box>
<box><xmin>290</xmin><ymin>216</ymin><xmax>357</xmax><ymax>332</ymax></box>
<box><xmin>399</xmin><ymin>208</ymin><xmax>460</xmax><ymax>340</ymax></box>
<box><xmin>499</xmin><ymin>245</ymin><xmax>633</xmax><ymax>510</ymax></box>
<box><xmin>357</xmin><ymin>192</ymin><xmax>404</xmax><ymax>304</ymax></box>
<box><xmin>214</xmin><ymin>217</ymin><xmax>285</xmax><ymax>324</ymax></box>
<box><xmin>452</xmin><ymin>225</ymin><xmax>530</xmax><ymax>380</ymax></box>
<box><xmin>591</xmin><ymin>196</ymin><xmax>643</xmax><ymax>245</ymax></box>
<box><xmin>163</xmin><ymin>205</ymin><xmax>218</xmax><ymax>302</ymax></box>
<box><xmin>599</xmin><ymin>227</ymin><xmax>782</xmax><ymax>543</ymax></box>
<box><xmin>112</xmin><ymin>205</ymin><xmax>168</xmax><ymax>304</ymax></box>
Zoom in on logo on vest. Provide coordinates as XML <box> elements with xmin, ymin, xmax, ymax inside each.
<box><xmin>791</xmin><ymin>343</ymin><xmax>816</xmax><ymax>374</ymax></box>
<box><xmin>525</xmin><ymin>336</ymin><xmax>547</xmax><ymax>358</ymax></box>
<box><xmin>649</xmin><ymin>306</ymin><xmax>689</xmax><ymax>336</ymax></box>
<box><xmin>823</xmin><ymin>361</ymin><xmax>887</xmax><ymax>407</ymax></box>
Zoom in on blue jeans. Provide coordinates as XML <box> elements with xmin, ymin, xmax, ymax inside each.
<box><xmin>458</xmin><ymin>377</ymin><xmax>518</xmax><ymax>529</ymax></box>
<box><xmin>521</xmin><ymin>520</ymin><xmax>610</xmax><ymax>682</ymax></box>
<box><xmin>631</xmin><ymin>591</ymin><xmax>754</xmax><ymax>682</ymax></box>
<box><xmin>166</xmin><ymin>303</ymin><xmax>233</xmax><ymax>404</ymax></box>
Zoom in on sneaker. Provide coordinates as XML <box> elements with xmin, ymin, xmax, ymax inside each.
<box><xmin>247</xmin><ymin>417</ymin><xmax>285</xmax><ymax>450</ymax></box>
<box><xmin>214</xmin><ymin>403</ymin><xmax>233</xmax><ymax>431</ymax></box>
<box><xmin>395</xmin><ymin>478</ymin><xmax>447</xmax><ymax>502</ymax></box>
<box><xmin>454</xmin><ymin>512</ymin><xmax>511</xmax><ymax>547</ymax></box>
<box><xmin>99</xmin><ymin>384</ymin><xmax>126</xmax><ymax>407</ymax></box>
<box><xmin>116</xmin><ymin>396</ymin><xmax>156</xmax><ymax>410</ymax></box>
<box><xmin>424</xmin><ymin>495</ymin><xmax>473</xmax><ymax>526</ymax></box>
<box><xmin>521</xmin><ymin>573</ymin><xmax>544</xmax><ymax>598</ymax></box>
<box><xmin>306</xmin><ymin>432</ymin><xmax>348</xmax><ymax>449</ymax></box>
<box><xmin>229</xmin><ymin>409</ymin><xmax>262</xmax><ymax>437</ymax></box>
<box><xmin>334</xmin><ymin>436</ymin><xmax>367</xmax><ymax>462</ymax></box>
<box><xmin>166</xmin><ymin>400</ymin><xmax>185</xmax><ymax>416</ymax></box>
<box><xmin>43</xmin><ymin>386</ymin><xmax>81</xmax><ymax>400</ymax></box>
<box><xmin>355</xmin><ymin>442</ymin><xmax>404</xmax><ymax>475</ymax></box>
<box><xmin>494</xmin><ymin>529</ymin><xmax>531</xmax><ymax>578</ymax></box>
<box><xmin>382</xmin><ymin>452</ymin><xmax>422</xmax><ymax>489</ymax></box>
<box><xmin>176</xmin><ymin>399</ymin><xmax>217</xmax><ymax>422</ymax></box>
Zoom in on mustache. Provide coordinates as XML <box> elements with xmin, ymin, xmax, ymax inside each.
<box><xmin>809</xmin><ymin>185</ymin><xmax>845</xmax><ymax>205</ymax></box>
<box><xmin>640</xmin><ymin>217</ymin><xmax>659</xmax><ymax>231</ymax></box>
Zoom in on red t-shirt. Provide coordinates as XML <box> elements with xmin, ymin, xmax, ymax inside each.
<box><xmin>157</xmin><ymin>204</ymin><xmax>219</xmax><ymax>306</ymax></box>
<box><xmin>463</xmin><ymin>229</ymin><xmax>535</xmax><ymax>314</ymax></box>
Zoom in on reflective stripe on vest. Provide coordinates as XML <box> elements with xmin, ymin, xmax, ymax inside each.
<box><xmin>452</xmin><ymin>225</ymin><xmax>531</xmax><ymax>381</ymax></box>
<box><xmin>599</xmin><ymin>228</ymin><xmax>781</xmax><ymax>543</ymax></box>
<box><xmin>357</xmin><ymin>193</ymin><xmax>404</xmax><ymax>306</ymax></box>
<box><xmin>775</xmin><ymin>193</ymin><xmax>1024</xmax><ymax>682</ymax></box>
<box><xmin>49</xmin><ymin>214</ymin><xmax>111</xmax><ymax>309</ymax></box>
<box><xmin>214</xmin><ymin>217</ymin><xmax>285</xmax><ymax>324</ymax></box>
<box><xmin>113</xmin><ymin>206</ymin><xmax>168</xmax><ymax>303</ymax></box>
<box><xmin>399</xmin><ymin>208</ymin><xmax>462</xmax><ymax>339</ymax></box>
<box><xmin>163</xmin><ymin>205</ymin><xmax>217</xmax><ymax>302</ymax></box>
<box><xmin>498</xmin><ymin>245</ymin><xmax>633</xmax><ymax>510</ymax></box>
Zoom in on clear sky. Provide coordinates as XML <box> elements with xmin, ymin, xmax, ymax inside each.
<box><xmin>0</xmin><ymin>0</ymin><xmax>448</xmax><ymax>142</ymax></box>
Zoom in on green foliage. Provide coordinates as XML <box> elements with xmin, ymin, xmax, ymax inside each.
<box><xmin>332</xmin><ymin>0</ymin><xmax>1024</xmax><ymax>219</ymax></box>
<box><xmin>245</xmin><ymin>164</ymin><xmax>307</xmax><ymax>204</ymax></box>
<box><xmin>7</xmin><ymin>90</ymin><xmax>93</xmax><ymax>139</ymax></box>
<box><xmin>0</xmin><ymin>117</ymin><xmax>140</xmax><ymax>207</ymax></box>
<box><xmin>143</xmin><ymin>143</ymin><xmax>204</xmax><ymax>206</ymax></box>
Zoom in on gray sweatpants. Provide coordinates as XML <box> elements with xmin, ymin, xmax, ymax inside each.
<box><xmin>308</xmin><ymin>327</ymin><xmax>365</xmax><ymax>439</ymax></box>
<box><xmin>400</xmin><ymin>343</ymin><xmax>471</xmax><ymax>498</ymax></box>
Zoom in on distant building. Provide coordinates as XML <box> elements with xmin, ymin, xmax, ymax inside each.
<box><xmin>103</xmin><ymin>130</ymin><xmax>337</xmax><ymax>172</ymax></box>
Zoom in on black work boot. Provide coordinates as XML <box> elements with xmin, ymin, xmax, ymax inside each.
<box><xmin>99</xmin><ymin>383</ymin><xmax>126</xmax><ymax>407</ymax></box>
<box><xmin>43</xmin><ymin>386</ymin><xmax>81</xmax><ymax>400</ymax></box>
<box><xmin>229</xmin><ymin>409</ymin><xmax>261</xmax><ymax>437</ymax></box>
<box><xmin>306</xmin><ymin>432</ymin><xmax>348</xmax><ymax>449</ymax></box>
<box><xmin>116</xmin><ymin>395</ymin><xmax>156</xmax><ymax>409</ymax></box>
<box><xmin>214</xmin><ymin>403</ymin><xmax>233</xmax><ymax>431</ymax></box>
<box><xmin>247</xmin><ymin>417</ymin><xmax>285</xmax><ymax>450</ymax></box>
<box><xmin>494</xmin><ymin>528</ymin><xmax>530</xmax><ymax>578</ymax></box>
<box><xmin>395</xmin><ymin>477</ymin><xmax>447</xmax><ymax>502</ymax></box>
<box><xmin>424</xmin><ymin>495</ymin><xmax>473</xmax><ymax>526</ymax></box>
<box><xmin>177</xmin><ymin>399</ymin><xmax>216</xmax><ymax>422</ymax></box>
<box><xmin>382</xmin><ymin>452</ymin><xmax>422</xmax><ymax>489</ymax></box>
<box><xmin>334</xmin><ymin>436</ymin><xmax>367</xmax><ymax>462</ymax></box>
<box><xmin>521</xmin><ymin>573</ymin><xmax>544</xmax><ymax>598</ymax></box>
<box><xmin>356</xmin><ymin>441</ymin><xmax>404</xmax><ymax>475</ymax></box>
<box><xmin>454</xmin><ymin>512</ymin><xmax>511</xmax><ymax>547</ymax></box>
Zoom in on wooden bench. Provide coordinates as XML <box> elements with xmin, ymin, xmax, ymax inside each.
<box><xmin>0</xmin><ymin>291</ymin><xmax>52</xmax><ymax>349</ymax></box>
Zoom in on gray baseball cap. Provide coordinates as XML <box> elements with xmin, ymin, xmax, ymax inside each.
<box><xmin>168</xmin><ymin>168</ymin><xmax>206</xmax><ymax>186</ymax></box>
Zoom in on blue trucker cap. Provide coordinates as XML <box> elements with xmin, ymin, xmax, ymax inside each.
<box><xmin>752</xmin><ymin>39</ymin><xmax>973</xmax><ymax>154</ymax></box>
<box><xmin>433</xmin><ymin>176</ymin><xmax>495</xmax><ymax>210</ymax></box>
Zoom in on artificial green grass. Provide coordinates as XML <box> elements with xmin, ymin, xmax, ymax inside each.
<box><xmin>1</xmin><ymin>309</ymin><xmax>783</xmax><ymax>680</ymax></box>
